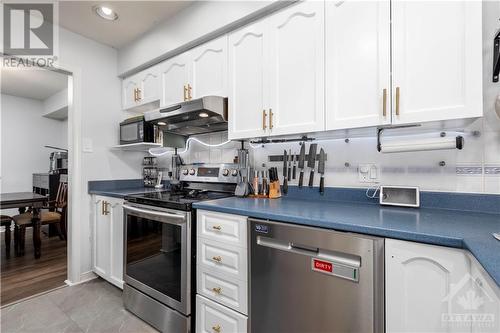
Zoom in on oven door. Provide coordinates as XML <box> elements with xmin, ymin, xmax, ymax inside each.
<box><xmin>123</xmin><ymin>203</ymin><xmax>191</xmax><ymax>315</ymax></box>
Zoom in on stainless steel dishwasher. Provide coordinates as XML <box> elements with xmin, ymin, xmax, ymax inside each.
<box><xmin>249</xmin><ymin>219</ymin><xmax>385</xmax><ymax>333</ymax></box>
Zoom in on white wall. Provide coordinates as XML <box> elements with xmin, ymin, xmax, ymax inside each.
<box><xmin>118</xmin><ymin>1</ymin><xmax>274</xmax><ymax>75</ymax></box>
<box><xmin>0</xmin><ymin>94</ymin><xmax>67</xmax><ymax>193</ymax></box>
<box><xmin>56</xmin><ymin>26</ymin><xmax>145</xmax><ymax>280</ymax></box>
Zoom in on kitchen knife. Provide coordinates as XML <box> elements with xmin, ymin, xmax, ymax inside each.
<box><xmin>298</xmin><ymin>144</ymin><xmax>306</xmax><ymax>187</ymax></box>
<box><xmin>307</xmin><ymin>143</ymin><xmax>318</xmax><ymax>187</ymax></box>
<box><xmin>292</xmin><ymin>152</ymin><xmax>297</xmax><ymax>180</ymax></box>
<box><xmin>283</xmin><ymin>150</ymin><xmax>288</xmax><ymax>178</ymax></box>
<box><xmin>287</xmin><ymin>149</ymin><xmax>292</xmax><ymax>181</ymax></box>
<box><xmin>283</xmin><ymin>150</ymin><xmax>288</xmax><ymax>195</ymax></box>
<box><xmin>318</xmin><ymin>148</ymin><xmax>325</xmax><ymax>195</ymax></box>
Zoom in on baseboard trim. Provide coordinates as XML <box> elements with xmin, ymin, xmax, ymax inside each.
<box><xmin>65</xmin><ymin>271</ymin><xmax>97</xmax><ymax>286</ymax></box>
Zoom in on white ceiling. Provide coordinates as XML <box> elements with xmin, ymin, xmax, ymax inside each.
<box><xmin>1</xmin><ymin>68</ymin><xmax>68</xmax><ymax>100</ymax></box>
<box><xmin>59</xmin><ymin>1</ymin><xmax>193</xmax><ymax>49</ymax></box>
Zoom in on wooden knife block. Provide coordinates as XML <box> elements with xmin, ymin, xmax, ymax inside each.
<box><xmin>268</xmin><ymin>181</ymin><xmax>282</xmax><ymax>199</ymax></box>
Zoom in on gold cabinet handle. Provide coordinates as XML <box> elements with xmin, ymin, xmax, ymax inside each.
<box><xmin>136</xmin><ymin>88</ymin><xmax>142</xmax><ymax>101</ymax></box>
<box><xmin>212</xmin><ymin>256</ymin><xmax>222</xmax><ymax>263</ymax></box>
<box><xmin>269</xmin><ymin>108</ymin><xmax>273</xmax><ymax>129</ymax></box>
<box><xmin>212</xmin><ymin>287</ymin><xmax>222</xmax><ymax>294</ymax></box>
<box><xmin>212</xmin><ymin>324</ymin><xmax>221</xmax><ymax>333</ymax></box>
<box><xmin>187</xmin><ymin>84</ymin><xmax>192</xmax><ymax>100</ymax></box>
<box><xmin>262</xmin><ymin>109</ymin><xmax>267</xmax><ymax>130</ymax></box>
<box><xmin>212</xmin><ymin>225</ymin><xmax>222</xmax><ymax>231</ymax></box>
<box><xmin>133</xmin><ymin>88</ymin><xmax>137</xmax><ymax>102</ymax></box>
<box><xmin>104</xmin><ymin>201</ymin><xmax>110</xmax><ymax>215</ymax></box>
<box><xmin>395</xmin><ymin>87</ymin><xmax>400</xmax><ymax>116</ymax></box>
<box><xmin>101</xmin><ymin>201</ymin><xmax>105</xmax><ymax>215</ymax></box>
<box><xmin>383</xmin><ymin>88</ymin><xmax>387</xmax><ymax>117</ymax></box>
<box><xmin>183</xmin><ymin>85</ymin><xmax>188</xmax><ymax>101</ymax></box>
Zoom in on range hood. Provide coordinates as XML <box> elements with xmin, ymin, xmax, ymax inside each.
<box><xmin>144</xmin><ymin>96</ymin><xmax>228</xmax><ymax>136</ymax></box>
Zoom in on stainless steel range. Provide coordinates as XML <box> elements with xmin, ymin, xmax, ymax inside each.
<box><xmin>122</xmin><ymin>163</ymin><xmax>238</xmax><ymax>333</ymax></box>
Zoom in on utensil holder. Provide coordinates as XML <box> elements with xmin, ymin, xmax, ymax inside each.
<box><xmin>268</xmin><ymin>181</ymin><xmax>282</xmax><ymax>199</ymax></box>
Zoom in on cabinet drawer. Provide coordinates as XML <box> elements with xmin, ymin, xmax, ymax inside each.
<box><xmin>196</xmin><ymin>295</ymin><xmax>247</xmax><ymax>333</ymax></box>
<box><xmin>197</xmin><ymin>237</ymin><xmax>247</xmax><ymax>281</ymax></box>
<box><xmin>197</xmin><ymin>210</ymin><xmax>247</xmax><ymax>248</ymax></box>
<box><xmin>197</xmin><ymin>266</ymin><xmax>248</xmax><ymax>315</ymax></box>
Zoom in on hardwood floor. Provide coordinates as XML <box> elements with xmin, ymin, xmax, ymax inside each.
<box><xmin>0</xmin><ymin>225</ymin><xmax>67</xmax><ymax>306</ymax></box>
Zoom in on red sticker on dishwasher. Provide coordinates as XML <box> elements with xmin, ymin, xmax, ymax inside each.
<box><xmin>312</xmin><ymin>258</ymin><xmax>333</xmax><ymax>274</ymax></box>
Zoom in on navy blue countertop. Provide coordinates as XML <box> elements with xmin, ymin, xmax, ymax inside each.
<box><xmin>193</xmin><ymin>189</ymin><xmax>500</xmax><ymax>287</ymax></box>
<box><xmin>88</xmin><ymin>179</ymin><xmax>165</xmax><ymax>198</ymax></box>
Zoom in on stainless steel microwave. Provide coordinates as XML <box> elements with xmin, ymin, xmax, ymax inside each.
<box><xmin>120</xmin><ymin>116</ymin><xmax>155</xmax><ymax>145</ymax></box>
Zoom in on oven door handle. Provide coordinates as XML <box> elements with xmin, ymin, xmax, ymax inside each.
<box><xmin>123</xmin><ymin>204</ymin><xmax>186</xmax><ymax>220</ymax></box>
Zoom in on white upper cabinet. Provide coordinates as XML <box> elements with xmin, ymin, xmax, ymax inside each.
<box><xmin>228</xmin><ymin>20</ymin><xmax>268</xmax><ymax>140</ymax></box>
<box><xmin>122</xmin><ymin>66</ymin><xmax>161</xmax><ymax>112</ymax></box>
<box><xmin>138</xmin><ymin>65</ymin><xmax>160</xmax><ymax>105</ymax></box>
<box><xmin>160</xmin><ymin>53</ymin><xmax>190</xmax><ymax>107</ymax></box>
<box><xmin>386</xmin><ymin>239</ymin><xmax>471</xmax><ymax>333</ymax></box>
<box><xmin>326</xmin><ymin>0</ymin><xmax>391</xmax><ymax>130</ymax></box>
<box><xmin>228</xmin><ymin>1</ymin><xmax>324</xmax><ymax>140</ymax></box>
<box><xmin>391</xmin><ymin>0</ymin><xmax>482</xmax><ymax>124</ymax></box>
<box><xmin>122</xmin><ymin>74</ymin><xmax>140</xmax><ymax>111</ymax></box>
<box><xmin>267</xmin><ymin>0</ymin><xmax>325</xmax><ymax>136</ymax></box>
<box><xmin>160</xmin><ymin>36</ymin><xmax>228</xmax><ymax>107</ymax></box>
<box><xmin>190</xmin><ymin>36</ymin><xmax>228</xmax><ymax>99</ymax></box>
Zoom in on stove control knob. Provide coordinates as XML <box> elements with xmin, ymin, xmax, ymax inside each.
<box><xmin>182</xmin><ymin>169</ymin><xmax>189</xmax><ymax>175</ymax></box>
<box><xmin>189</xmin><ymin>168</ymin><xmax>196</xmax><ymax>175</ymax></box>
<box><xmin>222</xmin><ymin>169</ymin><xmax>230</xmax><ymax>176</ymax></box>
<box><xmin>231</xmin><ymin>169</ymin><xmax>238</xmax><ymax>177</ymax></box>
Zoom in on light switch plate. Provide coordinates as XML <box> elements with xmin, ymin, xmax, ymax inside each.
<box><xmin>358</xmin><ymin>163</ymin><xmax>379</xmax><ymax>183</ymax></box>
<box><xmin>83</xmin><ymin>138</ymin><xmax>93</xmax><ymax>153</ymax></box>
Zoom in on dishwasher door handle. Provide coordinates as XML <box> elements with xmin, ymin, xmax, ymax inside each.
<box><xmin>256</xmin><ymin>236</ymin><xmax>361</xmax><ymax>268</ymax></box>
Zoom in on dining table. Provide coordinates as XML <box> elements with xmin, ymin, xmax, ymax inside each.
<box><xmin>0</xmin><ymin>192</ymin><xmax>48</xmax><ymax>259</ymax></box>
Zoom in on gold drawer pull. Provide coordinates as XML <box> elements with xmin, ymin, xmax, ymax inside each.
<box><xmin>187</xmin><ymin>84</ymin><xmax>192</xmax><ymax>100</ymax></box>
<box><xmin>382</xmin><ymin>88</ymin><xmax>387</xmax><ymax>117</ymax></box>
<box><xmin>212</xmin><ymin>287</ymin><xmax>222</xmax><ymax>294</ymax></box>
<box><xmin>212</xmin><ymin>256</ymin><xmax>222</xmax><ymax>262</ymax></box>
<box><xmin>269</xmin><ymin>108</ymin><xmax>274</xmax><ymax>129</ymax></box>
<box><xmin>262</xmin><ymin>109</ymin><xmax>267</xmax><ymax>130</ymax></box>
<box><xmin>395</xmin><ymin>86</ymin><xmax>400</xmax><ymax>116</ymax></box>
<box><xmin>212</xmin><ymin>324</ymin><xmax>221</xmax><ymax>333</ymax></box>
<box><xmin>212</xmin><ymin>225</ymin><xmax>222</xmax><ymax>231</ymax></box>
<box><xmin>183</xmin><ymin>85</ymin><xmax>188</xmax><ymax>101</ymax></box>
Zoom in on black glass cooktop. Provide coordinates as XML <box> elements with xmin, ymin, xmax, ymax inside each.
<box><xmin>125</xmin><ymin>189</ymin><xmax>233</xmax><ymax>211</ymax></box>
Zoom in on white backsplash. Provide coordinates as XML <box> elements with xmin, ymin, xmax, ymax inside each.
<box><xmin>155</xmin><ymin>112</ymin><xmax>500</xmax><ymax>194</ymax></box>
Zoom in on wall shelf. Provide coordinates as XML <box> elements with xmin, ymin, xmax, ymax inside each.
<box><xmin>111</xmin><ymin>142</ymin><xmax>162</xmax><ymax>151</ymax></box>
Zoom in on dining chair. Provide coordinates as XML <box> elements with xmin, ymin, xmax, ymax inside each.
<box><xmin>12</xmin><ymin>181</ymin><xmax>68</xmax><ymax>256</ymax></box>
<box><xmin>0</xmin><ymin>215</ymin><xmax>14</xmax><ymax>258</ymax></box>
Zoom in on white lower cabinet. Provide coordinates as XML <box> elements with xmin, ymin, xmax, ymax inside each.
<box><xmin>196</xmin><ymin>295</ymin><xmax>247</xmax><ymax>333</ymax></box>
<box><xmin>386</xmin><ymin>239</ymin><xmax>472</xmax><ymax>333</ymax></box>
<box><xmin>92</xmin><ymin>195</ymin><xmax>124</xmax><ymax>289</ymax></box>
<box><xmin>196</xmin><ymin>210</ymin><xmax>248</xmax><ymax>333</ymax></box>
<box><xmin>469</xmin><ymin>254</ymin><xmax>500</xmax><ymax>333</ymax></box>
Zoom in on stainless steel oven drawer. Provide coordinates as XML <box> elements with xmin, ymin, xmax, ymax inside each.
<box><xmin>124</xmin><ymin>284</ymin><xmax>190</xmax><ymax>333</ymax></box>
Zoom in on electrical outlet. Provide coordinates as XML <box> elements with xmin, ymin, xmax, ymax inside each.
<box><xmin>358</xmin><ymin>164</ymin><xmax>379</xmax><ymax>183</ymax></box>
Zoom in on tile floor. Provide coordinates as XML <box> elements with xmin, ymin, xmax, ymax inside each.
<box><xmin>0</xmin><ymin>278</ymin><xmax>158</xmax><ymax>333</ymax></box>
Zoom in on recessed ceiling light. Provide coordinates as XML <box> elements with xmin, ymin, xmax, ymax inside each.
<box><xmin>199</xmin><ymin>112</ymin><xmax>209</xmax><ymax>118</ymax></box>
<box><xmin>93</xmin><ymin>5</ymin><xmax>118</xmax><ymax>21</ymax></box>
<box><xmin>157</xmin><ymin>121</ymin><xmax>167</xmax><ymax>126</ymax></box>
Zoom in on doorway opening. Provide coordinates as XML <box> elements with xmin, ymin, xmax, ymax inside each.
<box><xmin>1</xmin><ymin>66</ymin><xmax>72</xmax><ymax>305</ymax></box>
